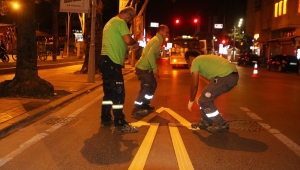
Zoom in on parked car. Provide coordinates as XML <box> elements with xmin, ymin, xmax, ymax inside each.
<box><xmin>266</xmin><ymin>54</ymin><xmax>299</xmax><ymax>73</ymax></box>
<box><xmin>237</xmin><ymin>53</ymin><xmax>261</xmax><ymax>66</ymax></box>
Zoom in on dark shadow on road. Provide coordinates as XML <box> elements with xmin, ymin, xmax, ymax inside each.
<box><xmin>193</xmin><ymin>131</ymin><xmax>268</xmax><ymax>152</ymax></box>
<box><xmin>81</xmin><ymin>127</ymin><xmax>139</xmax><ymax>165</ymax></box>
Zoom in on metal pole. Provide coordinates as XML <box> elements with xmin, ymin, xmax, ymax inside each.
<box><xmin>67</xmin><ymin>13</ymin><xmax>70</xmax><ymax>58</ymax></box>
<box><xmin>233</xmin><ymin>25</ymin><xmax>236</xmax><ymax>61</ymax></box>
<box><xmin>87</xmin><ymin>0</ymin><xmax>96</xmax><ymax>83</ymax></box>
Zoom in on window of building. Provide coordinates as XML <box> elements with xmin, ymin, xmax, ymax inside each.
<box><xmin>283</xmin><ymin>0</ymin><xmax>287</xmax><ymax>14</ymax></box>
<box><xmin>298</xmin><ymin>0</ymin><xmax>300</xmax><ymax>13</ymax></box>
<box><xmin>275</xmin><ymin>0</ymin><xmax>288</xmax><ymax>17</ymax></box>
<box><xmin>275</xmin><ymin>3</ymin><xmax>278</xmax><ymax>17</ymax></box>
<box><xmin>279</xmin><ymin>1</ymin><xmax>283</xmax><ymax>16</ymax></box>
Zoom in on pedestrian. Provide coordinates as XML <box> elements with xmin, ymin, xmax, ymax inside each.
<box><xmin>131</xmin><ymin>25</ymin><xmax>169</xmax><ymax>116</ymax></box>
<box><xmin>99</xmin><ymin>7</ymin><xmax>139</xmax><ymax>133</ymax></box>
<box><xmin>0</xmin><ymin>40</ymin><xmax>5</xmax><ymax>50</ymax></box>
<box><xmin>185</xmin><ymin>50</ymin><xmax>239</xmax><ymax>133</ymax></box>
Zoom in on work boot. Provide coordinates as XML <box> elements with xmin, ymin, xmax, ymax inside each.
<box><xmin>131</xmin><ymin>107</ymin><xmax>150</xmax><ymax>117</ymax></box>
<box><xmin>191</xmin><ymin>119</ymin><xmax>211</xmax><ymax>130</ymax></box>
<box><xmin>206</xmin><ymin>123</ymin><xmax>229</xmax><ymax>133</ymax></box>
<box><xmin>100</xmin><ymin>120</ymin><xmax>114</xmax><ymax>128</ymax></box>
<box><xmin>141</xmin><ymin>104</ymin><xmax>155</xmax><ymax>112</ymax></box>
<box><xmin>114</xmin><ymin>123</ymin><xmax>138</xmax><ymax>133</ymax></box>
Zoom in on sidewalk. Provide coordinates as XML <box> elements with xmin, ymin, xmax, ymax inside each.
<box><xmin>0</xmin><ymin>53</ymin><xmax>84</xmax><ymax>74</ymax></box>
<box><xmin>0</xmin><ymin>55</ymin><xmax>135</xmax><ymax>137</ymax></box>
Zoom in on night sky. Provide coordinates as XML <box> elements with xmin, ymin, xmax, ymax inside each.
<box><xmin>0</xmin><ymin>0</ymin><xmax>247</xmax><ymax>36</ymax></box>
<box><xmin>103</xmin><ymin>0</ymin><xmax>247</xmax><ymax>37</ymax></box>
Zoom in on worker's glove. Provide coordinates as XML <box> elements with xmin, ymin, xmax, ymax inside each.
<box><xmin>188</xmin><ymin>100</ymin><xmax>194</xmax><ymax>111</ymax></box>
<box><xmin>195</xmin><ymin>95</ymin><xmax>200</xmax><ymax>105</ymax></box>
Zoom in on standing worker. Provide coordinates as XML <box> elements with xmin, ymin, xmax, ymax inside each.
<box><xmin>99</xmin><ymin>7</ymin><xmax>139</xmax><ymax>133</ymax></box>
<box><xmin>131</xmin><ymin>25</ymin><xmax>169</xmax><ymax>116</ymax></box>
<box><xmin>185</xmin><ymin>50</ymin><xmax>239</xmax><ymax>133</ymax></box>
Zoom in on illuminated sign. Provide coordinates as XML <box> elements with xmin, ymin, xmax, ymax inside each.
<box><xmin>297</xmin><ymin>48</ymin><xmax>300</xmax><ymax>60</ymax></box>
<box><xmin>150</xmin><ymin>22</ymin><xmax>159</xmax><ymax>28</ymax></box>
<box><xmin>214</xmin><ymin>24</ymin><xmax>223</xmax><ymax>29</ymax></box>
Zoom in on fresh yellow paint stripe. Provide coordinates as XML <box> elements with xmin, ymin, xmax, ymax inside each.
<box><xmin>128</xmin><ymin>123</ymin><xmax>159</xmax><ymax>170</ymax></box>
<box><xmin>131</xmin><ymin>112</ymin><xmax>158</xmax><ymax>127</ymax></box>
<box><xmin>164</xmin><ymin>108</ymin><xmax>193</xmax><ymax>129</ymax></box>
<box><xmin>169</xmin><ymin>123</ymin><xmax>194</xmax><ymax>170</ymax></box>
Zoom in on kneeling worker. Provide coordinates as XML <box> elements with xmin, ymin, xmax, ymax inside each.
<box><xmin>185</xmin><ymin>50</ymin><xmax>239</xmax><ymax>133</ymax></box>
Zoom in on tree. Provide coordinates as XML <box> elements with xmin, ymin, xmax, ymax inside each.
<box><xmin>227</xmin><ymin>26</ymin><xmax>246</xmax><ymax>43</ymax></box>
<box><xmin>79</xmin><ymin>0</ymin><xmax>104</xmax><ymax>74</ymax></box>
<box><xmin>0</xmin><ymin>0</ymin><xmax>54</xmax><ymax>98</ymax></box>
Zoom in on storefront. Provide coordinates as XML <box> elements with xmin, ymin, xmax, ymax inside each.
<box><xmin>0</xmin><ymin>24</ymin><xmax>16</xmax><ymax>53</ymax></box>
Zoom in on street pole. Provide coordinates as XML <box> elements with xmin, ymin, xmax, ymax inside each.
<box><xmin>233</xmin><ymin>25</ymin><xmax>236</xmax><ymax>61</ymax></box>
<box><xmin>67</xmin><ymin>13</ymin><xmax>70</xmax><ymax>58</ymax></box>
<box><xmin>87</xmin><ymin>0</ymin><xmax>96</xmax><ymax>83</ymax></box>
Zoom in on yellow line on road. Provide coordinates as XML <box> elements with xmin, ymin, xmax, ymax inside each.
<box><xmin>128</xmin><ymin>123</ymin><xmax>159</xmax><ymax>170</ymax></box>
<box><xmin>169</xmin><ymin>123</ymin><xmax>194</xmax><ymax>170</ymax></box>
<box><xmin>131</xmin><ymin>112</ymin><xmax>158</xmax><ymax>127</ymax></box>
<box><xmin>164</xmin><ymin>108</ymin><xmax>192</xmax><ymax>129</ymax></box>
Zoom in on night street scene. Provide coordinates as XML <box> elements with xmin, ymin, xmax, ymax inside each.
<box><xmin>0</xmin><ymin>0</ymin><xmax>300</xmax><ymax>169</ymax></box>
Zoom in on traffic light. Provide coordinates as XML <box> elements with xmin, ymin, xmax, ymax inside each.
<box><xmin>193</xmin><ymin>18</ymin><xmax>198</xmax><ymax>24</ymax></box>
<box><xmin>175</xmin><ymin>19</ymin><xmax>180</xmax><ymax>24</ymax></box>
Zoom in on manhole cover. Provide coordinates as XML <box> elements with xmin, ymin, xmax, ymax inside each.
<box><xmin>228</xmin><ymin>120</ymin><xmax>264</xmax><ymax>132</ymax></box>
<box><xmin>42</xmin><ymin>117</ymin><xmax>78</xmax><ymax>126</ymax></box>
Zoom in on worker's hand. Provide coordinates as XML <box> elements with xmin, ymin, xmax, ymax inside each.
<box><xmin>132</xmin><ymin>42</ymin><xmax>139</xmax><ymax>50</ymax></box>
<box><xmin>195</xmin><ymin>95</ymin><xmax>200</xmax><ymax>105</ymax></box>
<box><xmin>153</xmin><ymin>69</ymin><xmax>160</xmax><ymax>78</ymax></box>
<box><xmin>188</xmin><ymin>100</ymin><xmax>194</xmax><ymax>111</ymax></box>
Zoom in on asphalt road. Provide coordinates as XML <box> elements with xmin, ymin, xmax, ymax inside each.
<box><xmin>0</xmin><ymin>58</ymin><xmax>300</xmax><ymax>169</ymax></box>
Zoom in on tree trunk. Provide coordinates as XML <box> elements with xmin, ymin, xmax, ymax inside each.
<box><xmin>0</xmin><ymin>0</ymin><xmax>54</xmax><ymax>98</ymax></box>
<box><xmin>80</xmin><ymin>0</ymin><xmax>103</xmax><ymax>74</ymax></box>
<box><xmin>52</xmin><ymin>0</ymin><xmax>60</xmax><ymax>61</ymax></box>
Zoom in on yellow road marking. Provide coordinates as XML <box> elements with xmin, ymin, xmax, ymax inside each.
<box><xmin>131</xmin><ymin>112</ymin><xmax>158</xmax><ymax>127</ymax></box>
<box><xmin>128</xmin><ymin>123</ymin><xmax>159</xmax><ymax>170</ymax></box>
<box><xmin>169</xmin><ymin>123</ymin><xmax>195</xmax><ymax>170</ymax></box>
<box><xmin>129</xmin><ymin>107</ymin><xmax>195</xmax><ymax>169</ymax></box>
<box><xmin>163</xmin><ymin>107</ymin><xmax>193</xmax><ymax>129</ymax></box>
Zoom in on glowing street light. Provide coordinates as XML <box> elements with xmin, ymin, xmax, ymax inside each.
<box><xmin>13</xmin><ymin>2</ymin><xmax>19</xmax><ymax>9</ymax></box>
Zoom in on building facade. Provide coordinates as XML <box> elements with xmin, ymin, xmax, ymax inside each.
<box><xmin>246</xmin><ymin>0</ymin><xmax>300</xmax><ymax>61</ymax></box>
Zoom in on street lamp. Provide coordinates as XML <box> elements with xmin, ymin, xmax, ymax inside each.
<box><xmin>13</xmin><ymin>2</ymin><xmax>19</xmax><ymax>9</ymax></box>
<box><xmin>233</xmin><ymin>18</ymin><xmax>243</xmax><ymax>61</ymax></box>
<box><xmin>212</xmin><ymin>36</ymin><xmax>217</xmax><ymax>54</ymax></box>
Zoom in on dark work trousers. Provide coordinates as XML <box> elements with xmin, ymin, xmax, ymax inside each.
<box><xmin>99</xmin><ymin>55</ymin><xmax>126</xmax><ymax>126</ymax></box>
<box><xmin>198</xmin><ymin>72</ymin><xmax>239</xmax><ymax>124</ymax></box>
<box><xmin>134</xmin><ymin>68</ymin><xmax>157</xmax><ymax>107</ymax></box>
